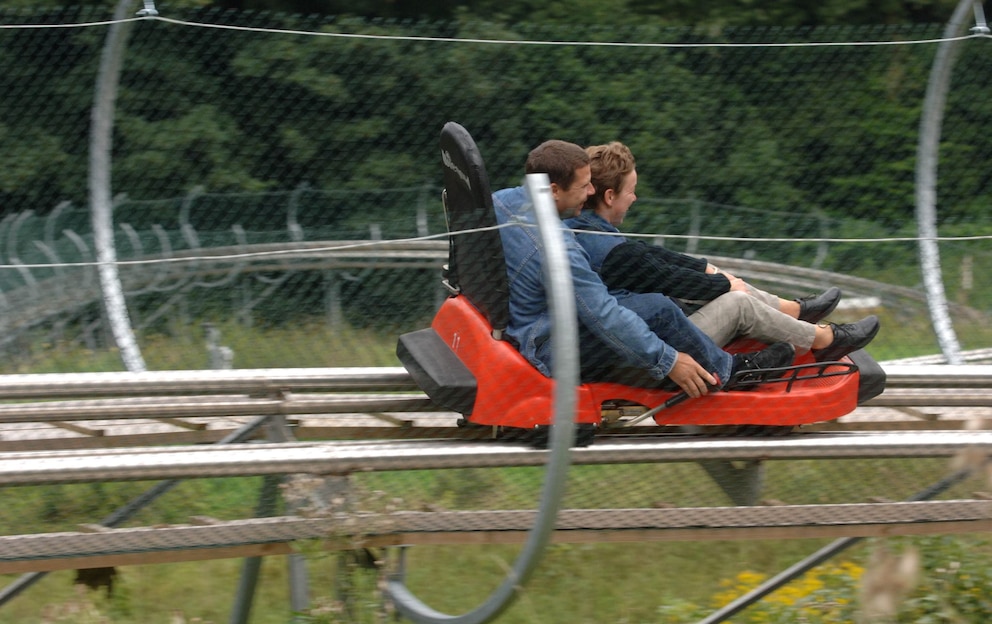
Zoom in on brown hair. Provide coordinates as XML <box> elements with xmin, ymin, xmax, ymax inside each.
<box><xmin>525</xmin><ymin>140</ymin><xmax>589</xmax><ymax>189</ymax></box>
<box><xmin>586</xmin><ymin>142</ymin><xmax>635</xmax><ymax>209</ymax></box>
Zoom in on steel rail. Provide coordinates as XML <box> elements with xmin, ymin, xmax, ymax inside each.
<box><xmin>0</xmin><ymin>386</ymin><xmax>984</xmax><ymax>426</ymax></box>
<box><xmin>1</xmin><ymin>500</ymin><xmax>989</xmax><ymax>575</ymax></box>
<box><xmin>862</xmin><ymin>387</ymin><xmax>992</xmax><ymax>407</ymax></box>
<box><xmin>0</xmin><ymin>367</ymin><xmax>419</xmax><ymax>399</ymax></box>
<box><xmin>0</xmin><ymin>363</ymin><xmax>980</xmax><ymax>399</ymax></box>
<box><xmin>0</xmin><ymin>364</ymin><xmax>986</xmax><ymax>401</ymax></box>
<box><xmin>1</xmin><ymin>431</ymin><xmax>991</xmax><ymax>486</ymax></box>
<box><xmin>0</xmin><ymin>393</ymin><xmax>439</xmax><ymax>423</ymax></box>
<box><xmin>0</xmin><ymin>365</ymin><xmax>986</xmax><ymax>450</ymax></box>
<box><xmin>879</xmin><ymin>364</ymin><xmax>992</xmax><ymax>387</ymax></box>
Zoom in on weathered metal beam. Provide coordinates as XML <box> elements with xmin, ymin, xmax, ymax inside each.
<box><xmin>0</xmin><ymin>365</ymin><xmax>988</xmax><ymax>403</ymax></box>
<box><xmin>0</xmin><ymin>386</ymin><xmax>985</xmax><ymax>426</ymax></box>
<box><xmin>0</xmin><ymin>393</ymin><xmax>438</xmax><ymax>423</ymax></box>
<box><xmin>0</xmin><ymin>367</ymin><xmax>418</xmax><ymax>400</ymax></box>
<box><xmin>0</xmin><ymin>500</ymin><xmax>989</xmax><ymax>574</ymax></box>
<box><xmin>1</xmin><ymin>431</ymin><xmax>991</xmax><ymax>486</ymax></box>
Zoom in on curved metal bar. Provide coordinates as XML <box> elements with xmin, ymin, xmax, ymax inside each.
<box><xmin>811</xmin><ymin>210</ymin><xmax>829</xmax><ymax>270</ymax></box>
<box><xmin>89</xmin><ymin>0</ymin><xmax>146</xmax><ymax>372</ymax></box>
<box><xmin>178</xmin><ymin>186</ymin><xmax>204</xmax><ymax>250</ymax></box>
<box><xmin>146</xmin><ymin>224</ymin><xmax>193</xmax><ymax>293</ymax></box>
<box><xmin>191</xmin><ymin>225</ymin><xmax>248</xmax><ymax>288</ymax></box>
<box><xmin>416</xmin><ymin>181</ymin><xmax>433</xmax><ymax>237</ymax></box>
<box><xmin>915</xmin><ymin>0</ymin><xmax>974</xmax><ymax>364</ymax></box>
<box><xmin>61</xmin><ymin>229</ymin><xmax>97</xmax><ymax>297</ymax></box>
<box><xmin>384</xmin><ymin>174</ymin><xmax>578</xmax><ymax>623</ymax></box>
<box><xmin>117</xmin><ymin>222</ymin><xmax>154</xmax><ymax>296</ymax></box>
<box><xmin>30</xmin><ymin>241</ymin><xmax>65</xmax><ymax>279</ymax></box>
<box><xmin>176</xmin><ymin>188</ymin><xmax>208</xmax><ymax>291</ymax></box>
<box><xmin>287</xmin><ymin>182</ymin><xmax>307</xmax><ymax>242</ymax></box>
<box><xmin>118</xmin><ymin>223</ymin><xmax>144</xmax><ymax>259</ymax></box>
<box><xmin>239</xmin><ymin>270</ymin><xmax>294</xmax><ymax>321</ymax></box>
<box><xmin>43</xmin><ymin>201</ymin><xmax>72</xmax><ymax>249</ymax></box>
<box><xmin>0</xmin><ymin>213</ymin><xmax>15</xmax><ymax>319</ymax></box>
<box><xmin>0</xmin><ymin>213</ymin><xmax>14</xmax><ymax>266</ymax></box>
<box><xmin>6</xmin><ymin>211</ymin><xmax>39</xmax><ymax>291</ymax></box>
<box><xmin>61</xmin><ymin>229</ymin><xmax>94</xmax><ymax>263</ymax></box>
<box><xmin>180</xmin><ymin>222</ymin><xmax>202</xmax><ymax>255</ymax></box>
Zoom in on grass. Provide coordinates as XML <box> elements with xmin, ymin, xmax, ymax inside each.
<box><xmin>5</xmin><ymin>532</ymin><xmax>986</xmax><ymax>623</ymax></box>
<box><xmin>0</xmin><ymin>453</ymin><xmax>987</xmax><ymax>622</ymax></box>
<box><xmin>0</xmin><ymin>319</ymin><xmax>405</xmax><ymax>374</ymax></box>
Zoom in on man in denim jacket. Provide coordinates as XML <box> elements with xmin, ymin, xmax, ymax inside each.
<box><xmin>492</xmin><ymin>139</ymin><xmax>792</xmax><ymax>398</ymax></box>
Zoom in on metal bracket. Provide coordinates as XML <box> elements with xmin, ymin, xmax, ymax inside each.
<box><xmin>136</xmin><ymin>0</ymin><xmax>159</xmax><ymax>17</ymax></box>
<box><xmin>697</xmin><ymin>459</ymin><xmax>766</xmax><ymax>507</ymax></box>
<box><xmin>972</xmin><ymin>0</ymin><xmax>990</xmax><ymax>33</ymax></box>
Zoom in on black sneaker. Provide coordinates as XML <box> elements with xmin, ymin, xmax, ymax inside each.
<box><xmin>726</xmin><ymin>342</ymin><xmax>795</xmax><ymax>390</ymax></box>
<box><xmin>812</xmin><ymin>315</ymin><xmax>880</xmax><ymax>362</ymax></box>
<box><xmin>796</xmin><ymin>287</ymin><xmax>841</xmax><ymax>323</ymax></box>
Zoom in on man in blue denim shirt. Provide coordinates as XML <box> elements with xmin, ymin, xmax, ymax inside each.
<box><xmin>492</xmin><ymin>139</ymin><xmax>792</xmax><ymax>397</ymax></box>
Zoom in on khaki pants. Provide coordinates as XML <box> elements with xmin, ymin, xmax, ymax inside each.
<box><xmin>687</xmin><ymin>289</ymin><xmax>816</xmax><ymax>352</ymax></box>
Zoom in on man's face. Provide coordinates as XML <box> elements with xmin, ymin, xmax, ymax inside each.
<box><xmin>607</xmin><ymin>169</ymin><xmax>638</xmax><ymax>226</ymax></box>
<box><xmin>552</xmin><ymin>165</ymin><xmax>594</xmax><ymax>218</ymax></box>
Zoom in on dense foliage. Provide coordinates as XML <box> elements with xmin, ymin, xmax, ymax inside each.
<box><xmin>2</xmin><ymin>5</ymin><xmax>990</xmax><ymax>233</ymax></box>
<box><xmin>0</xmin><ymin>0</ymin><xmax>964</xmax><ymax>25</ymax></box>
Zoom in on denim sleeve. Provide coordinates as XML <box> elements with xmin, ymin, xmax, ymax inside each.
<box><xmin>565</xmin><ymin>234</ymin><xmax>678</xmax><ymax>378</ymax></box>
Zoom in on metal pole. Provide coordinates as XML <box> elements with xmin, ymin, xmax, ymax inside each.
<box><xmin>90</xmin><ymin>0</ymin><xmax>147</xmax><ymax>372</ymax></box>
<box><xmin>275</xmin><ymin>416</ymin><xmax>311</xmax><ymax>617</ymax></box>
<box><xmin>229</xmin><ymin>474</ymin><xmax>282</xmax><ymax>624</ymax></box>
<box><xmin>231</xmin><ymin>415</ymin><xmax>310</xmax><ymax>622</ymax></box>
<box><xmin>384</xmin><ymin>173</ymin><xmax>578</xmax><ymax>623</ymax></box>
<box><xmin>914</xmin><ymin>0</ymin><xmax>976</xmax><ymax>364</ymax></box>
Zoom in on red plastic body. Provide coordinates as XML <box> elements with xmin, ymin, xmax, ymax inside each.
<box><xmin>431</xmin><ymin>295</ymin><xmax>860</xmax><ymax>429</ymax></box>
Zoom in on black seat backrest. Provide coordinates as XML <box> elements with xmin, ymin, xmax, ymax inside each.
<box><xmin>439</xmin><ymin>122</ymin><xmax>510</xmax><ymax>335</ymax></box>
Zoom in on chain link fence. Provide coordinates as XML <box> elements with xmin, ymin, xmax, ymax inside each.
<box><xmin>0</xmin><ymin>7</ymin><xmax>991</xmax><ymax>370</ymax></box>
<box><xmin>0</xmin><ymin>5</ymin><xmax>991</xmax><ymax>623</ymax></box>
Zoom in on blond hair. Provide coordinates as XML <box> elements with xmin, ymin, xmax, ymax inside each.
<box><xmin>585</xmin><ymin>142</ymin><xmax>635</xmax><ymax>209</ymax></box>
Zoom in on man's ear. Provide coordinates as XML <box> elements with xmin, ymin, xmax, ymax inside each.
<box><xmin>603</xmin><ymin>187</ymin><xmax>615</xmax><ymax>206</ymax></box>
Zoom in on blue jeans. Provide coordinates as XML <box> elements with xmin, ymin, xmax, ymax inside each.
<box><xmin>580</xmin><ymin>292</ymin><xmax>733</xmax><ymax>388</ymax></box>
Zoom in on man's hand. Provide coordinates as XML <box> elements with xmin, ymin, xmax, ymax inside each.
<box><xmin>711</xmin><ymin>267</ymin><xmax>747</xmax><ymax>293</ymax></box>
<box><xmin>668</xmin><ymin>352</ymin><xmax>718</xmax><ymax>398</ymax></box>
<box><xmin>727</xmin><ymin>275</ymin><xmax>749</xmax><ymax>292</ymax></box>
